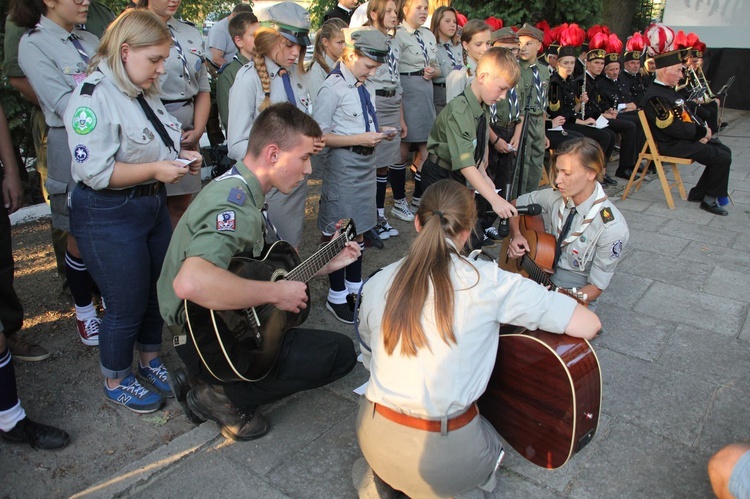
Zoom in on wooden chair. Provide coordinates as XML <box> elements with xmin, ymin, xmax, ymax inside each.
<box><xmin>538</xmin><ymin>149</ymin><xmax>553</xmax><ymax>187</ymax></box>
<box><xmin>621</xmin><ymin>110</ymin><xmax>694</xmax><ymax>209</ymax></box>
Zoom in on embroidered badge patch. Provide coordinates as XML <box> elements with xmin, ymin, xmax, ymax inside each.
<box><xmin>72</xmin><ymin>107</ymin><xmax>97</xmax><ymax>135</ymax></box>
<box><xmin>611</xmin><ymin>240</ymin><xmax>623</xmax><ymax>259</ymax></box>
<box><xmin>73</xmin><ymin>144</ymin><xmax>89</xmax><ymax>163</ymax></box>
<box><xmin>600</xmin><ymin>207</ymin><xmax>615</xmax><ymax>224</ymax></box>
<box><xmin>228</xmin><ymin>187</ymin><xmax>246</xmax><ymax>206</ymax></box>
<box><xmin>217</xmin><ymin>210</ymin><xmax>236</xmax><ymax>231</ymax></box>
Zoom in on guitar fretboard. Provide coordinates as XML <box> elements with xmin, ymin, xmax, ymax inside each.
<box><xmin>520</xmin><ymin>254</ymin><xmax>556</xmax><ymax>290</ymax></box>
<box><xmin>285</xmin><ymin>231</ymin><xmax>350</xmax><ymax>283</ymax></box>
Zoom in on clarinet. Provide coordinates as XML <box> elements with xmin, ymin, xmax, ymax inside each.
<box><xmin>579</xmin><ymin>80</ymin><xmax>586</xmax><ymax>120</ymax></box>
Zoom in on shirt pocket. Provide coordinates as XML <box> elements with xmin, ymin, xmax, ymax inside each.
<box><xmin>339</xmin><ymin>105</ymin><xmax>366</xmax><ymax>133</ymax></box>
<box><xmin>60</xmin><ymin>60</ymin><xmax>88</xmax><ymax>87</ymax></box>
<box><xmin>123</xmin><ymin>127</ymin><xmax>160</xmax><ymax>163</ymax></box>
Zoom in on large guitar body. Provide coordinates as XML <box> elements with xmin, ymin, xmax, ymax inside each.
<box><xmin>183</xmin><ymin>220</ymin><xmax>356</xmax><ymax>383</ymax></box>
<box><xmin>478</xmin><ymin>325</ymin><xmax>601</xmax><ymax>469</ymax></box>
<box><xmin>481</xmin><ymin>214</ymin><xmax>602</xmax><ymax>469</ymax></box>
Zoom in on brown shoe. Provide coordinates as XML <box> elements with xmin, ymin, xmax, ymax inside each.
<box><xmin>186</xmin><ymin>384</ymin><xmax>270</xmax><ymax>441</ymax></box>
<box><xmin>6</xmin><ymin>334</ymin><xmax>50</xmax><ymax>362</ymax></box>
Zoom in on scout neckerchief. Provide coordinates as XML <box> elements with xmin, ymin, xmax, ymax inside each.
<box><xmin>276</xmin><ymin>67</ymin><xmax>297</xmax><ymax>105</ymax></box>
<box><xmin>557</xmin><ymin>181</ymin><xmax>608</xmax><ymax>248</ymax></box>
<box><xmin>168</xmin><ymin>25</ymin><xmax>191</xmax><ymax>83</ymax></box>
<box><xmin>387</xmin><ymin>38</ymin><xmax>397</xmax><ymax>83</ymax></box>
<box><xmin>329</xmin><ymin>63</ymin><xmax>379</xmax><ymax>131</ymax></box>
<box><xmin>68</xmin><ymin>33</ymin><xmax>90</xmax><ymax>64</ymax></box>
<box><xmin>413</xmin><ymin>28</ymin><xmax>429</xmax><ymax>67</ymax></box>
<box><xmin>136</xmin><ymin>94</ymin><xmax>178</xmax><ymax>155</ymax></box>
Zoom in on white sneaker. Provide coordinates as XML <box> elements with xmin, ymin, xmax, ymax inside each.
<box><xmin>390</xmin><ymin>199</ymin><xmax>415</xmax><ymax>222</ymax></box>
<box><xmin>410</xmin><ymin>197</ymin><xmax>421</xmax><ymax>214</ymax></box>
<box><xmin>377</xmin><ymin>217</ymin><xmax>399</xmax><ymax>238</ymax></box>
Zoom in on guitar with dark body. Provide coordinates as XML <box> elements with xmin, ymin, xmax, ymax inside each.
<box><xmin>479</xmin><ymin>215</ymin><xmax>601</xmax><ymax>469</ymax></box>
<box><xmin>184</xmin><ymin>220</ymin><xmax>356</xmax><ymax>383</ymax></box>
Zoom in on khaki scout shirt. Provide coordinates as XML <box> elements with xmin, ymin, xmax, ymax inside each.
<box><xmin>516</xmin><ymin>186</ymin><xmax>629</xmax><ymax>291</ymax></box>
<box><xmin>216</xmin><ymin>53</ymin><xmax>250</xmax><ymax>128</ymax></box>
<box><xmin>518</xmin><ymin>59</ymin><xmax>550</xmax><ymax>116</ymax></box>
<box><xmin>64</xmin><ymin>63</ymin><xmax>182</xmax><ymax>189</ymax></box>
<box><xmin>160</xmin><ymin>17</ymin><xmax>210</xmax><ymax>101</ymax></box>
<box><xmin>18</xmin><ymin>16</ymin><xmax>98</xmax><ymax>127</ymax></box>
<box><xmin>427</xmin><ymin>85</ymin><xmax>488</xmax><ymax>171</ymax></box>
<box><xmin>158</xmin><ymin>161</ymin><xmax>266</xmax><ymax>327</ymax></box>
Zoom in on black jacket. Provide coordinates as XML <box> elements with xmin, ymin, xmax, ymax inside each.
<box><xmin>640</xmin><ymin>81</ymin><xmax>708</xmax><ymax>157</ymax></box>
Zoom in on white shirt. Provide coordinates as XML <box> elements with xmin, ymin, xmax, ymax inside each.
<box><xmin>360</xmin><ymin>254</ymin><xmax>577</xmax><ymax>418</ymax></box>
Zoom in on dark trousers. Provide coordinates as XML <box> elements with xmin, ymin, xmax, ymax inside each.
<box><xmin>0</xmin><ymin>204</ymin><xmax>23</xmax><ymax>336</ymax></box>
<box><xmin>547</xmin><ymin>128</ymin><xmax>585</xmax><ymax>151</ymax></box>
<box><xmin>606</xmin><ymin>116</ymin><xmax>639</xmax><ymax>170</ymax></box>
<box><xmin>177</xmin><ymin>327</ymin><xmax>356</xmax><ymax>413</ymax></box>
<box><xmin>684</xmin><ymin>140</ymin><xmax>732</xmax><ymax>198</ymax></box>
<box><xmin>565</xmin><ymin>123</ymin><xmax>615</xmax><ymax>159</ymax></box>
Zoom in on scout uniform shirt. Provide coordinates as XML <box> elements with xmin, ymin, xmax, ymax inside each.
<box><xmin>445</xmin><ymin>55</ymin><xmax>477</xmax><ymax>103</ymax></box>
<box><xmin>161</xmin><ymin>17</ymin><xmax>210</xmax><ymax>102</ymax></box>
<box><xmin>158</xmin><ymin>161</ymin><xmax>266</xmax><ymax>327</ymax></box>
<box><xmin>18</xmin><ymin>16</ymin><xmax>99</xmax><ymax>127</ymax></box>
<box><xmin>65</xmin><ymin>63</ymin><xmax>182</xmax><ymax>189</ymax></box>
<box><xmin>516</xmin><ymin>185</ymin><xmax>629</xmax><ymax>293</ymax></box>
<box><xmin>370</xmin><ymin>38</ymin><xmax>401</xmax><ymax>94</ymax></box>
<box><xmin>226</xmin><ymin>57</ymin><xmax>311</xmax><ymax>161</ymax></box>
<box><xmin>426</xmin><ymin>85</ymin><xmax>489</xmax><ymax>184</ymax></box>
<box><xmin>395</xmin><ymin>21</ymin><xmax>438</xmax><ymax>73</ymax></box>
<box><xmin>518</xmin><ymin>59</ymin><xmax>550</xmax><ymax>117</ymax></box>
<box><xmin>307</xmin><ymin>54</ymin><xmax>337</xmax><ymax>107</ymax></box>
<box><xmin>434</xmin><ymin>41</ymin><xmax>462</xmax><ymax>87</ymax></box>
<box><xmin>217</xmin><ymin>53</ymin><xmax>250</xmax><ymax>128</ymax></box>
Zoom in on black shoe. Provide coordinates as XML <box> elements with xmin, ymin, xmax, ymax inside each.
<box><xmin>327</xmin><ymin>300</ymin><xmax>355</xmax><ymax>324</ymax></box>
<box><xmin>0</xmin><ymin>417</ymin><xmax>70</xmax><ymax>451</ymax></box>
<box><xmin>186</xmin><ymin>384</ymin><xmax>270</xmax><ymax>441</ymax></box>
<box><xmin>603</xmin><ymin>173</ymin><xmax>619</xmax><ymax>185</ymax></box>
<box><xmin>614</xmin><ymin>169</ymin><xmax>635</xmax><ymax>181</ymax></box>
<box><xmin>168</xmin><ymin>367</ymin><xmax>205</xmax><ymax>424</ymax></box>
<box><xmin>700</xmin><ymin>201</ymin><xmax>728</xmax><ymax>216</ymax></box>
<box><xmin>687</xmin><ymin>188</ymin><xmax>703</xmax><ymax>202</ymax></box>
<box><xmin>363</xmin><ymin>228</ymin><xmax>384</xmax><ymax>249</ymax></box>
<box><xmin>719</xmin><ymin>122</ymin><xmax>729</xmax><ymax>130</ymax></box>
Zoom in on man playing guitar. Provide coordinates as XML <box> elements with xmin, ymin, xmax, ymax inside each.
<box><xmin>157</xmin><ymin>103</ymin><xmax>360</xmax><ymax>441</ymax></box>
<box><xmin>508</xmin><ymin>137</ymin><xmax>629</xmax><ymax>311</ymax></box>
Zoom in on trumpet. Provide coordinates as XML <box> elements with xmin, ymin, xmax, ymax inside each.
<box><xmin>695</xmin><ymin>66</ymin><xmax>717</xmax><ymax>100</ymax></box>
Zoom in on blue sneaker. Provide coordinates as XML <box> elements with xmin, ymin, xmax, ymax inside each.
<box><xmin>138</xmin><ymin>358</ymin><xmax>174</xmax><ymax>398</ymax></box>
<box><xmin>104</xmin><ymin>374</ymin><xmax>164</xmax><ymax>413</ymax></box>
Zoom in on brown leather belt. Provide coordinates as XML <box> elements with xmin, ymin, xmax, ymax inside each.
<box><xmin>426</xmin><ymin>153</ymin><xmax>451</xmax><ymax>171</ymax></box>
<box><xmin>374</xmin><ymin>403</ymin><xmax>478</xmax><ymax>432</ymax></box>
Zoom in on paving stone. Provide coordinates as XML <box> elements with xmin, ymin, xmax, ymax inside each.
<box><xmin>741</xmin><ymin>314</ymin><xmax>750</xmax><ymax>342</ymax></box>
<box><xmin>660</xmin><ymin>218</ymin><xmax>739</xmax><ymax>247</ymax></box>
<box><xmin>697</xmin><ymin>385</ymin><xmax>750</xmax><ymax>451</ymax></box>
<box><xmin>597</xmin><ymin>270</ymin><xmax>654</xmax><ymax>311</ymax></box>
<box><xmin>731</xmin><ymin>229</ymin><xmax>750</xmax><ymax>252</ymax></box>
<box><xmin>614</xmin><ymin>197</ymin><xmax>653</xmax><ymax>213</ymax></box>
<box><xmin>644</xmin><ymin>201</ymin><xmax>716</xmax><ymax>225</ymax></box>
<box><xmin>596</xmin><ymin>349</ymin><xmax>717</xmax><ymax>446</ymax></box>
<box><xmin>567</xmin><ymin>420</ymin><xmax>714</xmax><ymax>498</ymax></box>
<box><xmin>611</xmin><ymin>207</ymin><xmax>669</xmax><ymax>233</ymax></box>
<box><xmin>485</xmin><ymin>470</ymin><xmax>562</xmax><ymax>498</ymax></box>
<box><xmin>703</xmin><ymin>266</ymin><xmax>750</xmax><ymax>300</ymax></box>
<box><xmin>679</xmin><ymin>240</ymin><xmax>750</xmax><ymax>272</ymax></box>
<box><xmin>626</xmin><ymin>229</ymin><xmax>691</xmax><ymax>257</ymax></box>
<box><xmin>620</xmin><ymin>249</ymin><xmax>713</xmax><ymax>291</ymax></box>
<box><xmin>657</xmin><ymin>323</ymin><xmax>750</xmax><ymax>388</ymax></box>
<box><xmin>634</xmin><ymin>282</ymin><xmax>746</xmax><ymax>336</ymax></box>
<box><xmin>593</xmin><ymin>304</ymin><xmax>676</xmax><ymax>362</ymax></box>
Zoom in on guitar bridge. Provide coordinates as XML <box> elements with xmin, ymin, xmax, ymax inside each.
<box><xmin>244</xmin><ymin>307</ymin><xmax>263</xmax><ymax>347</ymax></box>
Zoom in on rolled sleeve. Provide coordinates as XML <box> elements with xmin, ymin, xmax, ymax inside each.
<box><xmin>66</xmin><ymin>96</ymin><xmax>119</xmax><ymax>189</ymax></box>
<box><xmin>19</xmin><ymin>40</ymin><xmax>74</xmax><ymax>123</ymax></box>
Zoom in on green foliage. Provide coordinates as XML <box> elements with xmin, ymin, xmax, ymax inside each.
<box><xmin>95</xmin><ymin>0</ymin><xmax>243</xmax><ymax>25</ymax></box>
<box><xmin>309</xmin><ymin>0</ymin><xmax>338</xmax><ymax>29</ymax></box>
<box><xmin>451</xmin><ymin>0</ymin><xmax>602</xmax><ymax>28</ymax></box>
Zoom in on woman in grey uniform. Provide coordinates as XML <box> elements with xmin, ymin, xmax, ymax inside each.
<box><xmin>365</xmin><ymin>0</ymin><xmax>412</xmax><ymax>238</ymax></box>
<box><xmin>14</xmin><ymin>0</ymin><xmax>102</xmax><ymax>345</ymax></box>
<box><xmin>313</xmin><ymin>27</ymin><xmax>391</xmax><ymax>324</ymax></box>
<box><xmin>65</xmin><ymin>10</ymin><xmax>202</xmax><ymax>413</ymax></box>
<box><xmin>394</xmin><ymin>0</ymin><xmax>439</xmax><ymax>212</ymax></box>
<box><xmin>226</xmin><ymin>2</ymin><xmax>313</xmax><ymax>248</ymax></box>
<box><xmin>430</xmin><ymin>6</ymin><xmax>462</xmax><ymax>114</ymax></box>
<box><xmin>138</xmin><ymin>0</ymin><xmax>210</xmax><ymax>228</ymax></box>
<box><xmin>307</xmin><ymin>18</ymin><xmax>347</xmax><ymax>108</ymax></box>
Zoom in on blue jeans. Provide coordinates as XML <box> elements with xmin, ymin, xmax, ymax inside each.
<box><xmin>70</xmin><ymin>184</ymin><xmax>171</xmax><ymax>378</ymax></box>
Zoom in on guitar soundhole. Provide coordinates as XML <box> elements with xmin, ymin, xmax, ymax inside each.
<box><xmin>576</xmin><ymin>428</ymin><xmax>595</xmax><ymax>452</ymax></box>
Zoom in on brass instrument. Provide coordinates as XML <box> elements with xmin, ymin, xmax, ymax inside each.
<box><xmin>695</xmin><ymin>66</ymin><xmax>717</xmax><ymax>100</ymax></box>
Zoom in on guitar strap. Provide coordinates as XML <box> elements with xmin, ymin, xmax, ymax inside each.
<box><xmin>556</xmin><ymin>182</ymin><xmax>608</xmax><ymax>248</ymax></box>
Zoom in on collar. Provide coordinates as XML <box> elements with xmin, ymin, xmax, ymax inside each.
<box><xmin>520</xmin><ymin>59</ymin><xmax>536</xmax><ymax>69</ymax></box>
<box><xmin>235</xmin><ymin>160</ymin><xmax>266</xmax><ymax>205</ymax></box>
<box><xmin>653</xmin><ymin>79</ymin><xmax>671</xmax><ymax>88</ymax></box>
<box><xmin>336</xmin><ymin>3</ymin><xmax>352</xmax><ymax>13</ymax></box>
<box><xmin>463</xmin><ymin>84</ymin><xmax>486</xmax><ymax>121</ymax></box>
<box><xmin>586</xmin><ymin>70</ymin><xmax>596</xmax><ymax>79</ymax></box>
<box><xmin>39</xmin><ymin>16</ymin><xmax>75</xmax><ymax>42</ymax></box>
<box><xmin>266</xmin><ymin>56</ymin><xmax>292</xmax><ymax>77</ymax></box>
<box><xmin>166</xmin><ymin>16</ymin><xmax>179</xmax><ymax>30</ymax></box>
<box><xmin>623</xmin><ymin>70</ymin><xmax>637</xmax><ymax>77</ymax></box>
<box><xmin>337</xmin><ymin>61</ymin><xmax>359</xmax><ymax>86</ymax></box>
<box><xmin>236</xmin><ymin>53</ymin><xmax>250</xmax><ymax>65</ymax></box>
<box><xmin>572</xmin><ymin>183</ymin><xmax>603</xmax><ymax>212</ymax></box>
<box><xmin>400</xmin><ymin>21</ymin><xmax>419</xmax><ymax>35</ymax></box>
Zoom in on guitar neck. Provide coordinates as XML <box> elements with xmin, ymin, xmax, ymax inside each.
<box><xmin>519</xmin><ymin>254</ymin><xmax>556</xmax><ymax>290</ymax></box>
<box><xmin>285</xmin><ymin>234</ymin><xmax>348</xmax><ymax>283</ymax></box>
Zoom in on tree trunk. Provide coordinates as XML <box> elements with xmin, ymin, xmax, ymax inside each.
<box><xmin>602</xmin><ymin>0</ymin><xmax>639</xmax><ymax>41</ymax></box>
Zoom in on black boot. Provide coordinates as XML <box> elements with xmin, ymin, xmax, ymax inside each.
<box><xmin>0</xmin><ymin>417</ymin><xmax>70</xmax><ymax>451</ymax></box>
<box><xmin>187</xmin><ymin>384</ymin><xmax>270</xmax><ymax>441</ymax></box>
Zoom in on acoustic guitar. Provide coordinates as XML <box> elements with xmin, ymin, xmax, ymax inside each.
<box><xmin>184</xmin><ymin>220</ymin><xmax>356</xmax><ymax>382</ymax></box>
<box><xmin>478</xmin><ymin>215</ymin><xmax>601</xmax><ymax>469</ymax></box>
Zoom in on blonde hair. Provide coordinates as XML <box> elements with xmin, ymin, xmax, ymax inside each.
<box><xmin>476</xmin><ymin>47</ymin><xmax>521</xmax><ymax>88</ymax></box>
<box><xmin>550</xmin><ymin>137</ymin><xmax>605</xmax><ymax>182</ymax></box>
<box><xmin>253</xmin><ymin>27</ymin><xmax>308</xmax><ymax>112</ymax></box>
<box><xmin>382</xmin><ymin>180</ymin><xmax>478</xmax><ymax>357</ymax></box>
<box><xmin>89</xmin><ymin>9</ymin><xmax>172</xmax><ymax>97</ymax></box>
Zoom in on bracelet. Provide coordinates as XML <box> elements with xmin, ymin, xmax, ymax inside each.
<box><xmin>492</xmin><ymin>135</ymin><xmax>501</xmax><ymax>146</ymax></box>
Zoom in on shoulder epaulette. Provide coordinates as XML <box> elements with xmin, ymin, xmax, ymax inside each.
<box><xmin>177</xmin><ymin>18</ymin><xmax>196</xmax><ymax>27</ymax></box>
<box><xmin>80</xmin><ymin>82</ymin><xmax>96</xmax><ymax>96</ymax></box>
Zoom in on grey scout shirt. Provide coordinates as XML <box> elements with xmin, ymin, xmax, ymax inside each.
<box><xmin>160</xmin><ymin>17</ymin><xmax>210</xmax><ymax>101</ymax></box>
<box><xmin>314</xmin><ymin>62</ymin><xmax>376</xmax><ymax>136</ymax></box>
<box><xmin>18</xmin><ymin>16</ymin><xmax>99</xmax><ymax>127</ymax></box>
